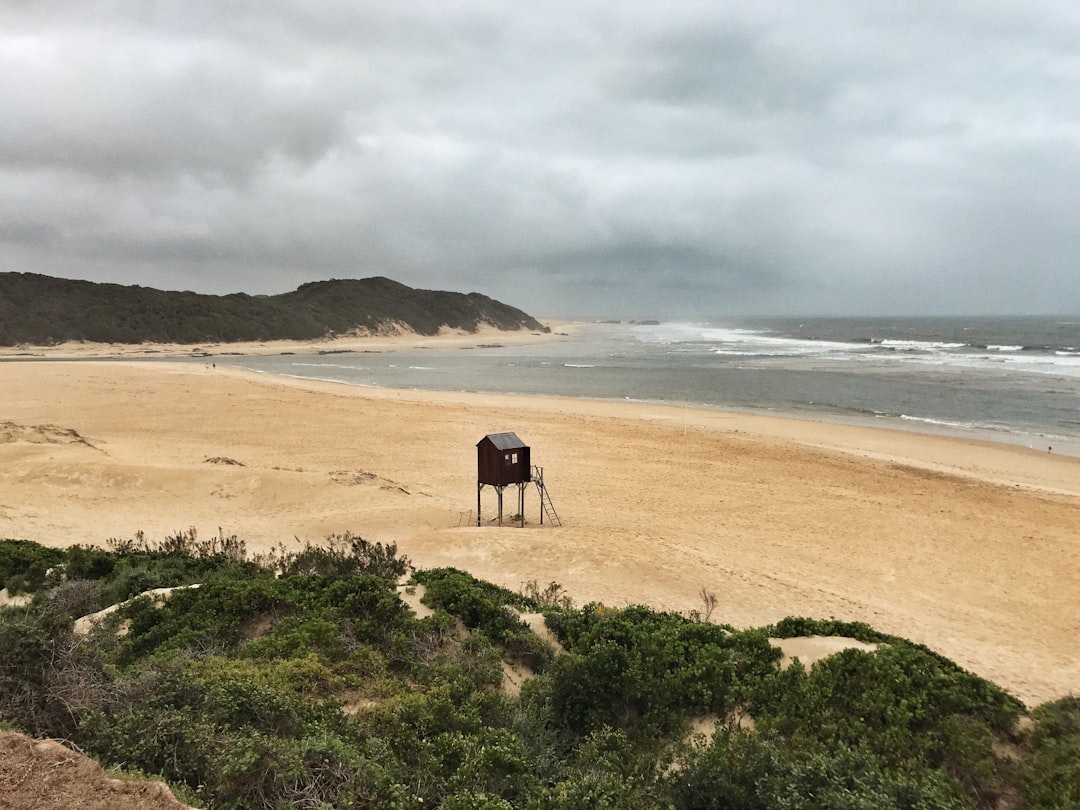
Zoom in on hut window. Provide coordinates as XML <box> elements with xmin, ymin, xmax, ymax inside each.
<box><xmin>511</xmin><ymin>453</ymin><xmax>518</xmax><ymax>464</ymax></box>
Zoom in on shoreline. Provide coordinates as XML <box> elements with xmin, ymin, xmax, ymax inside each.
<box><xmin>0</xmin><ymin>321</ymin><xmax>577</xmax><ymax>361</ymax></box>
<box><xmin>220</xmin><ymin>364</ymin><xmax>1080</xmax><ymax>468</ymax></box>
<box><xmin>211</xmin><ymin>361</ymin><xmax>1080</xmax><ymax>498</ymax></box>
<box><xmin>6</xmin><ymin>319</ymin><xmax>1077</xmax><ymax>459</ymax></box>
<box><xmin>3</xmin><ymin>354</ymin><xmax>1080</xmax><ymax>707</ymax></box>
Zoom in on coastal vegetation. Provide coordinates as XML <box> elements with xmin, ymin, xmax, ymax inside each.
<box><xmin>0</xmin><ymin>273</ymin><xmax>548</xmax><ymax>346</ymax></box>
<box><xmin>1</xmin><ymin>533</ymin><xmax>1078</xmax><ymax>809</ymax></box>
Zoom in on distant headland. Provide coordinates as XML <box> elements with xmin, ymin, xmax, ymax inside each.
<box><xmin>0</xmin><ymin>273</ymin><xmax>548</xmax><ymax>346</ymax></box>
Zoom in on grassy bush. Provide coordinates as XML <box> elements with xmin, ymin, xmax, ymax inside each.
<box><xmin>0</xmin><ymin>591</ymin><xmax>112</xmax><ymax>738</ymax></box>
<box><xmin>271</xmin><ymin>532</ymin><xmax>410</xmax><ymax>580</ymax></box>
<box><xmin>671</xmin><ymin>727</ymin><xmax>968</xmax><ymax>809</ymax></box>
<box><xmin>527</xmin><ymin>726</ymin><xmax>670</xmax><ymax>809</ymax></box>
<box><xmin>2</xmin><ymin>538</ymin><xmax>1076</xmax><ymax>810</ymax></box>
<box><xmin>1</xmin><ymin>534</ymin><xmax>261</xmax><ymax>603</ymax></box>
<box><xmin>114</xmin><ymin>573</ymin><xmax>411</xmax><ymax>667</ymax></box>
<box><xmin>764</xmin><ymin>616</ymin><xmax>893</xmax><ymax>644</ymax></box>
<box><xmin>414</xmin><ymin>568</ymin><xmax>555</xmax><ymax>671</ymax></box>
<box><xmin>536</xmin><ymin>604</ymin><xmax>779</xmax><ymax>737</ymax></box>
<box><xmin>750</xmin><ymin>643</ymin><xmax>1026</xmax><ymax>808</ymax></box>
<box><xmin>0</xmin><ymin>539</ymin><xmax>66</xmax><ymax>595</ymax></box>
<box><xmin>1026</xmin><ymin>697</ymin><xmax>1080</xmax><ymax>809</ymax></box>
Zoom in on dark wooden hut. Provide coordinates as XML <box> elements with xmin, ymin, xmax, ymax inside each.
<box><xmin>477</xmin><ymin>432</ymin><xmax>532</xmax><ymax>487</ymax></box>
<box><xmin>475</xmin><ymin>433</ymin><xmax>561</xmax><ymax>528</ymax></box>
<box><xmin>476</xmin><ymin>432</ymin><xmax>532</xmax><ymax>526</ymax></box>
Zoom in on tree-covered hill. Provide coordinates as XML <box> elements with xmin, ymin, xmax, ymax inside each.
<box><xmin>2</xmin><ymin>533</ymin><xmax>1078</xmax><ymax>809</ymax></box>
<box><xmin>0</xmin><ymin>273</ymin><xmax>548</xmax><ymax>346</ymax></box>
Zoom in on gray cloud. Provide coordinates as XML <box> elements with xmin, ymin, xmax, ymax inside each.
<box><xmin>2</xmin><ymin>1</ymin><xmax>1079</xmax><ymax>316</ymax></box>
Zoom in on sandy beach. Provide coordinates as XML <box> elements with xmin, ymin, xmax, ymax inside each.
<box><xmin>0</xmin><ymin>323</ymin><xmax>568</xmax><ymax>361</ymax></box>
<box><xmin>3</xmin><ymin>336</ymin><xmax>1079</xmax><ymax>708</ymax></box>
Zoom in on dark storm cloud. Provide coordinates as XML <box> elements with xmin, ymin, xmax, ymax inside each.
<box><xmin>2</xmin><ymin>1</ymin><xmax>1079</xmax><ymax>315</ymax></box>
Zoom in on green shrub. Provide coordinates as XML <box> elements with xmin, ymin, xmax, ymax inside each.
<box><xmin>1</xmin><ymin>538</ymin><xmax>1069</xmax><ymax>810</ymax></box>
<box><xmin>63</xmin><ymin>545</ymin><xmax>117</xmax><ymax>581</ymax></box>
<box><xmin>80</xmin><ymin>656</ymin><xmax>392</xmax><ymax>809</ymax></box>
<box><xmin>0</xmin><ymin>594</ymin><xmax>116</xmax><ymax>738</ymax></box>
<box><xmin>1026</xmin><ymin>697</ymin><xmax>1080</xmax><ymax>809</ymax></box>
<box><xmin>114</xmin><ymin>574</ymin><xmax>409</xmax><ymax>666</ymax></box>
<box><xmin>755</xmin><ymin>642</ymin><xmax>1023</xmax><ymax>749</ymax></box>
<box><xmin>0</xmin><ymin>539</ymin><xmax>66</xmax><ymax>595</ymax></box>
<box><xmin>273</xmin><ymin>533</ymin><xmax>411</xmax><ymax>580</ymax></box>
<box><xmin>529</xmin><ymin>726</ymin><xmax>670</xmax><ymax>810</ymax></box>
<box><xmin>442</xmin><ymin>793</ymin><xmax>515</xmax><ymax>810</ymax></box>
<box><xmin>765</xmin><ymin>616</ymin><xmax>892</xmax><ymax>644</ymax></box>
<box><xmin>536</xmin><ymin>604</ymin><xmax>779</xmax><ymax>738</ymax></box>
<box><xmin>82</xmin><ymin>706</ymin><xmax>219</xmax><ymax>790</ymax></box>
<box><xmin>415</xmin><ymin>568</ymin><xmax>536</xmax><ymax>614</ymax></box>
<box><xmin>751</xmin><ymin>643</ymin><xmax>1025</xmax><ymax>808</ymax></box>
<box><xmin>671</xmin><ymin>727</ymin><xmax>968</xmax><ymax>809</ymax></box>
<box><xmin>415</xmin><ymin>568</ymin><xmax>554</xmax><ymax>671</ymax></box>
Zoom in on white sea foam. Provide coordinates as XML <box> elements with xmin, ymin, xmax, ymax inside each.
<box><xmin>631</xmin><ymin>323</ymin><xmax>1080</xmax><ymax>378</ymax></box>
<box><xmin>900</xmin><ymin>414</ymin><xmax>976</xmax><ymax>428</ymax></box>
<box><xmin>638</xmin><ymin>321</ymin><xmax>858</xmax><ymax>358</ymax></box>
<box><xmin>888</xmin><ymin>348</ymin><xmax>1080</xmax><ymax>378</ymax></box>
<box><xmin>898</xmin><ymin>414</ymin><xmax>1014</xmax><ymax>435</ymax></box>
<box><xmin>280</xmin><ymin>373</ymin><xmax>378</xmax><ymax>388</ymax></box>
<box><xmin>879</xmin><ymin>339</ymin><xmax>966</xmax><ymax>350</ymax></box>
<box><xmin>291</xmin><ymin>362</ymin><xmax>366</xmax><ymax>370</ymax></box>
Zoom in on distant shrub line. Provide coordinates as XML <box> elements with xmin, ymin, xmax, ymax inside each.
<box><xmin>1</xmin><ymin>535</ymin><xmax>1077</xmax><ymax>809</ymax></box>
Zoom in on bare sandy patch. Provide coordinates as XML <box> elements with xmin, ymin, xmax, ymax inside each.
<box><xmin>0</xmin><ymin>730</ymin><xmax>195</xmax><ymax>810</ymax></box>
<box><xmin>0</xmin><ymin>587</ymin><xmax>32</xmax><ymax>608</ymax></box>
<box><xmin>397</xmin><ymin>583</ymin><xmax>435</xmax><ymax>619</ymax></box>
<box><xmin>771</xmin><ymin>636</ymin><xmax>880</xmax><ymax>670</ymax></box>
<box><xmin>72</xmin><ymin>585</ymin><xmax>202</xmax><ymax>636</ymax></box>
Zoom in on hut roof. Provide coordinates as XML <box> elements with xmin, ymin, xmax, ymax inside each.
<box><xmin>479</xmin><ymin>432</ymin><xmax>527</xmax><ymax>450</ymax></box>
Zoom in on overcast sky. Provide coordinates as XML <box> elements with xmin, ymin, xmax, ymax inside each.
<box><xmin>3</xmin><ymin>2</ymin><xmax>1080</xmax><ymax>318</ymax></box>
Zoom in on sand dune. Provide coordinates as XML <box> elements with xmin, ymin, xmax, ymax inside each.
<box><xmin>2</xmin><ymin>356</ymin><xmax>1079</xmax><ymax>707</ymax></box>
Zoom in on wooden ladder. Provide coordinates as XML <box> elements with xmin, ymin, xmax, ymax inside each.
<box><xmin>532</xmin><ymin>465</ymin><xmax>562</xmax><ymax>527</ymax></box>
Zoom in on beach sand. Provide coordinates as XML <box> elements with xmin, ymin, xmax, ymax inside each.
<box><xmin>3</xmin><ymin>340</ymin><xmax>1079</xmax><ymax>708</ymax></box>
<box><xmin>0</xmin><ymin>322</ymin><xmax>568</xmax><ymax>361</ymax></box>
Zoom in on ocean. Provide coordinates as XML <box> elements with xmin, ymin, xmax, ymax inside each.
<box><xmin>201</xmin><ymin>316</ymin><xmax>1080</xmax><ymax>456</ymax></box>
